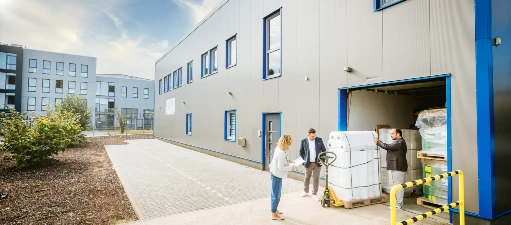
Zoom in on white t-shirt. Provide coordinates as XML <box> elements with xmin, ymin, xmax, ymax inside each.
<box><xmin>308</xmin><ymin>138</ymin><xmax>316</xmax><ymax>162</ymax></box>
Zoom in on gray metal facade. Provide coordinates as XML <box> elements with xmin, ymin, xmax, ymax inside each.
<box><xmin>95</xmin><ymin>74</ymin><xmax>155</xmax><ymax>128</ymax></box>
<box><xmin>155</xmin><ymin>0</ymin><xmax>479</xmax><ymax>215</ymax></box>
<box><xmin>0</xmin><ymin>44</ymin><xmax>24</xmax><ymax>113</ymax></box>
<box><xmin>21</xmin><ymin>49</ymin><xmax>96</xmax><ymax>118</ymax></box>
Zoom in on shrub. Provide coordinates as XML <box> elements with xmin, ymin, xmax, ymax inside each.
<box><xmin>0</xmin><ymin>105</ymin><xmax>85</xmax><ymax>169</ymax></box>
<box><xmin>59</xmin><ymin>94</ymin><xmax>92</xmax><ymax>131</ymax></box>
<box><xmin>0</xmin><ymin>109</ymin><xmax>33</xmax><ymax>168</ymax></box>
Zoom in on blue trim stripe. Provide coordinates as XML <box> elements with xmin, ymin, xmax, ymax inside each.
<box><xmin>374</xmin><ymin>0</ymin><xmax>407</xmax><ymax>12</ymax></box>
<box><xmin>338</xmin><ymin>89</ymin><xmax>347</xmax><ymax>131</ymax></box>
<box><xmin>475</xmin><ymin>0</ymin><xmax>495</xmax><ymax>219</ymax></box>
<box><xmin>446</xmin><ymin>76</ymin><xmax>453</xmax><ymax>222</ymax></box>
<box><xmin>339</xmin><ymin>74</ymin><xmax>450</xmax><ymax>90</ymax></box>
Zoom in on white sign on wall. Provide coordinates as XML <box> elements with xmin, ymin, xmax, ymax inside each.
<box><xmin>165</xmin><ymin>98</ymin><xmax>175</xmax><ymax>115</ymax></box>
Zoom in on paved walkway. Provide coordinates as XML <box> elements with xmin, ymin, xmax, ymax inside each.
<box><xmin>105</xmin><ymin>139</ymin><xmax>303</xmax><ymax>220</ymax></box>
<box><xmin>106</xmin><ymin>139</ymin><xmax>450</xmax><ymax>225</ymax></box>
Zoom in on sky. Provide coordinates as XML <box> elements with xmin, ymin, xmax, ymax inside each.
<box><xmin>0</xmin><ymin>0</ymin><xmax>225</xmax><ymax>80</ymax></box>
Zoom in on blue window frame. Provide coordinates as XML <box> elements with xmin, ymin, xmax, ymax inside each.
<box><xmin>374</xmin><ymin>0</ymin><xmax>406</xmax><ymax>11</ymax></box>
<box><xmin>158</xmin><ymin>79</ymin><xmax>162</xmax><ymax>95</ymax></box>
<box><xmin>164</xmin><ymin>76</ymin><xmax>168</xmax><ymax>92</ymax></box>
<box><xmin>226</xmin><ymin>35</ymin><xmax>237</xmax><ymax>68</ymax></box>
<box><xmin>187</xmin><ymin>61</ymin><xmax>193</xmax><ymax>84</ymax></box>
<box><xmin>224</xmin><ymin>110</ymin><xmax>236</xmax><ymax>142</ymax></box>
<box><xmin>186</xmin><ymin>113</ymin><xmax>192</xmax><ymax>136</ymax></box>
<box><xmin>263</xmin><ymin>9</ymin><xmax>282</xmax><ymax>80</ymax></box>
<box><xmin>201</xmin><ymin>47</ymin><xmax>218</xmax><ymax>78</ymax></box>
<box><xmin>178</xmin><ymin>68</ymin><xmax>182</xmax><ymax>87</ymax></box>
<box><xmin>173</xmin><ymin>70</ymin><xmax>178</xmax><ymax>89</ymax></box>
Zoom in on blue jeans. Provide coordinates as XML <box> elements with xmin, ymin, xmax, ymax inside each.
<box><xmin>271</xmin><ymin>173</ymin><xmax>282</xmax><ymax>213</ymax></box>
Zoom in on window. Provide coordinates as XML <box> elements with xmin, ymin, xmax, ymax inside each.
<box><xmin>144</xmin><ymin>88</ymin><xmax>149</xmax><ymax>99</ymax></box>
<box><xmin>56</xmin><ymin>62</ymin><xmax>64</xmax><ymax>75</ymax></box>
<box><xmin>69</xmin><ymin>63</ymin><xmax>76</xmax><ymax>76</ymax></box>
<box><xmin>80</xmin><ymin>82</ymin><xmax>87</xmax><ymax>95</ymax></box>
<box><xmin>133</xmin><ymin>87</ymin><xmax>138</xmax><ymax>98</ymax></box>
<box><xmin>27</xmin><ymin>97</ymin><xmax>36</xmax><ymax>111</ymax></box>
<box><xmin>56</xmin><ymin>80</ymin><xmax>63</xmax><ymax>93</ymax></box>
<box><xmin>108</xmin><ymin>82</ymin><xmax>115</xmax><ymax>97</ymax></box>
<box><xmin>0</xmin><ymin>53</ymin><xmax>5</xmax><ymax>69</ymax></box>
<box><xmin>81</xmin><ymin>64</ymin><xmax>88</xmax><ymax>77</ymax></box>
<box><xmin>6</xmin><ymin>73</ymin><xmax>15</xmax><ymax>90</ymax></box>
<box><xmin>187</xmin><ymin>61</ymin><xmax>193</xmax><ymax>84</ymax></box>
<box><xmin>2</xmin><ymin>93</ymin><xmax>15</xmax><ymax>109</ymax></box>
<box><xmin>178</xmin><ymin>68</ymin><xmax>182</xmax><ymax>87</ymax></box>
<box><xmin>0</xmin><ymin>73</ymin><xmax>15</xmax><ymax>90</ymax></box>
<box><xmin>29</xmin><ymin>59</ymin><xmax>37</xmax><ymax>73</ymax></box>
<box><xmin>186</xmin><ymin>113</ymin><xmax>192</xmax><ymax>135</ymax></box>
<box><xmin>211</xmin><ymin>48</ymin><xmax>218</xmax><ymax>73</ymax></box>
<box><xmin>121</xmin><ymin>108</ymin><xmax>138</xmax><ymax>128</ymax></box>
<box><xmin>96</xmin><ymin>82</ymin><xmax>110</xmax><ymax>96</ymax></box>
<box><xmin>158</xmin><ymin>79</ymin><xmax>162</xmax><ymax>95</ymax></box>
<box><xmin>224</xmin><ymin>110</ymin><xmax>236</xmax><ymax>141</ymax></box>
<box><xmin>374</xmin><ymin>0</ymin><xmax>405</xmax><ymax>11</ymax></box>
<box><xmin>68</xmin><ymin>81</ymin><xmax>76</xmax><ymax>94</ymax></box>
<box><xmin>122</xmin><ymin>86</ymin><xmax>127</xmax><ymax>98</ymax></box>
<box><xmin>173</xmin><ymin>71</ymin><xmax>178</xmax><ymax>89</ymax></box>
<box><xmin>41</xmin><ymin>97</ymin><xmax>49</xmax><ymax>111</ymax></box>
<box><xmin>42</xmin><ymin>79</ymin><xmax>50</xmax><ymax>93</ymax></box>
<box><xmin>55</xmin><ymin>98</ymin><xmax>63</xmax><ymax>105</ymax></box>
<box><xmin>201</xmin><ymin>52</ymin><xmax>209</xmax><ymax>77</ymax></box>
<box><xmin>164</xmin><ymin>76</ymin><xmax>168</xmax><ymax>92</ymax></box>
<box><xmin>264</xmin><ymin>10</ymin><xmax>282</xmax><ymax>79</ymax></box>
<box><xmin>43</xmin><ymin>60</ymin><xmax>51</xmax><ymax>74</ymax></box>
<box><xmin>227</xmin><ymin>35</ymin><xmax>237</xmax><ymax>68</ymax></box>
<box><xmin>28</xmin><ymin>78</ymin><xmax>37</xmax><ymax>92</ymax></box>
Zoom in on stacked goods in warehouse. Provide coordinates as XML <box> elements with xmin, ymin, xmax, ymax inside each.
<box><xmin>327</xmin><ymin>131</ymin><xmax>386</xmax><ymax>208</ymax></box>
<box><xmin>415</xmin><ymin>108</ymin><xmax>447</xmax><ymax>157</ymax></box>
<box><xmin>378</xmin><ymin>128</ymin><xmax>423</xmax><ymax>196</ymax></box>
<box><xmin>415</xmin><ymin>108</ymin><xmax>448</xmax><ymax>207</ymax></box>
<box><xmin>421</xmin><ymin>159</ymin><xmax>448</xmax><ymax>205</ymax></box>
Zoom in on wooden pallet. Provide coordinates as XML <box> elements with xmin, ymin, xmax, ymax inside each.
<box><xmin>417</xmin><ymin>151</ymin><xmax>447</xmax><ymax>161</ymax></box>
<box><xmin>343</xmin><ymin>195</ymin><xmax>388</xmax><ymax>209</ymax></box>
<box><xmin>417</xmin><ymin>197</ymin><xmax>445</xmax><ymax>210</ymax></box>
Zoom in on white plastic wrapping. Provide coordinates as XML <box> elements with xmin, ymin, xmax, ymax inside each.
<box><xmin>415</xmin><ymin>108</ymin><xmax>447</xmax><ymax>156</ymax></box>
<box><xmin>327</xmin><ymin>131</ymin><xmax>381</xmax><ymax>202</ymax></box>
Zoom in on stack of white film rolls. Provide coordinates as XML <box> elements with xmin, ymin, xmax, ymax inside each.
<box><xmin>327</xmin><ymin>131</ymin><xmax>382</xmax><ymax>202</ymax></box>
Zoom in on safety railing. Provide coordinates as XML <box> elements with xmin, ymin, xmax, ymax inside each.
<box><xmin>390</xmin><ymin>170</ymin><xmax>464</xmax><ymax>225</ymax></box>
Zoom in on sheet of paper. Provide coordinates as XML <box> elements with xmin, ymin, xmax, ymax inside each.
<box><xmin>290</xmin><ymin>157</ymin><xmax>304</xmax><ymax>166</ymax></box>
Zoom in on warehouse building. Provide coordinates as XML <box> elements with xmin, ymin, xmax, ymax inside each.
<box><xmin>154</xmin><ymin>0</ymin><xmax>510</xmax><ymax>224</ymax></box>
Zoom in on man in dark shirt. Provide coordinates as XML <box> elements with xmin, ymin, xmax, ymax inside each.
<box><xmin>374</xmin><ymin>128</ymin><xmax>408</xmax><ymax>209</ymax></box>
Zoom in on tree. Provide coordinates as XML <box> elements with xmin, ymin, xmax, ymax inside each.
<box><xmin>59</xmin><ymin>94</ymin><xmax>92</xmax><ymax>130</ymax></box>
<box><xmin>115</xmin><ymin>107</ymin><xmax>126</xmax><ymax>135</ymax></box>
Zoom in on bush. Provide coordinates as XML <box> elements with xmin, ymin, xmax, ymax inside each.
<box><xmin>0</xmin><ymin>105</ymin><xmax>85</xmax><ymax>169</ymax></box>
<box><xmin>0</xmin><ymin>109</ymin><xmax>33</xmax><ymax>168</ymax></box>
<box><xmin>59</xmin><ymin>94</ymin><xmax>92</xmax><ymax>131</ymax></box>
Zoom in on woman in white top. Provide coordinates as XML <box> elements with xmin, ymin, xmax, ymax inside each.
<box><xmin>269</xmin><ymin>134</ymin><xmax>297</xmax><ymax>220</ymax></box>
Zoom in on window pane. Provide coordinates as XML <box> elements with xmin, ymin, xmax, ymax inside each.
<box><xmin>56</xmin><ymin>80</ymin><xmax>63</xmax><ymax>93</ymax></box>
<box><xmin>204</xmin><ymin>53</ymin><xmax>209</xmax><ymax>74</ymax></box>
<box><xmin>100</xmin><ymin>82</ymin><xmax>108</xmax><ymax>96</ymax></box>
<box><xmin>41</xmin><ymin>97</ymin><xmax>49</xmax><ymax>111</ymax></box>
<box><xmin>133</xmin><ymin>87</ymin><xmax>138</xmax><ymax>98</ymax></box>
<box><xmin>268</xmin><ymin>50</ymin><xmax>281</xmax><ymax>76</ymax></box>
<box><xmin>55</xmin><ymin>98</ymin><xmax>63</xmax><ymax>105</ymax></box>
<box><xmin>268</xmin><ymin>14</ymin><xmax>281</xmax><ymax>50</ymax></box>
<box><xmin>29</xmin><ymin>78</ymin><xmax>36</xmax><ymax>92</ymax></box>
<box><xmin>69</xmin><ymin>63</ymin><xmax>76</xmax><ymax>76</ymax></box>
<box><xmin>43</xmin><ymin>60</ymin><xmax>51</xmax><ymax>74</ymax></box>
<box><xmin>0</xmin><ymin>53</ymin><xmax>6</xmax><ymax>69</ymax></box>
<box><xmin>57</xmin><ymin>62</ymin><xmax>64</xmax><ymax>75</ymax></box>
<box><xmin>230</xmin><ymin>38</ymin><xmax>237</xmax><ymax>66</ymax></box>
<box><xmin>108</xmin><ymin>82</ymin><xmax>115</xmax><ymax>97</ymax></box>
<box><xmin>28</xmin><ymin>97</ymin><xmax>36</xmax><ymax>105</ymax></box>
<box><xmin>69</xmin><ymin>81</ymin><xmax>76</xmax><ymax>88</ymax></box>
<box><xmin>80</xmin><ymin>82</ymin><xmax>87</xmax><ymax>95</ymax></box>
<box><xmin>212</xmin><ymin>48</ymin><xmax>218</xmax><ymax>72</ymax></box>
<box><xmin>81</xmin><ymin>65</ymin><xmax>88</xmax><ymax>77</ymax></box>
<box><xmin>43</xmin><ymin>79</ymin><xmax>50</xmax><ymax>93</ymax></box>
<box><xmin>7</xmin><ymin>75</ymin><xmax>15</xmax><ymax>90</ymax></box>
<box><xmin>188</xmin><ymin>61</ymin><xmax>193</xmax><ymax>83</ymax></box>
<box><xmin>29</xmin><ymin>59</ymin><xmax>37</xmax><ymax>73</ymax></box>
<box><xmin>144</xmin><ymin>88</ymin><xmax>149</xmax><ymax>94</ymax></box>
<box><xmin>7</xmin><ymin>54</ymin><xmax>16</xmax><ymax>70</ymax></box>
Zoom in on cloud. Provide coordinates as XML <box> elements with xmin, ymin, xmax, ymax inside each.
<box><xmin>0</xmin><ymin>0</ymin><xmax>166</xmax><ymax>80</ymax></box>
<box><xmin>171</xmin><ymin>0</ymin><xmax>225</xmax><ymax>24</ymax></box>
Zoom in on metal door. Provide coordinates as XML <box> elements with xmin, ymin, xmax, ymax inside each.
<box><xmin>264</xmin><ymin>114</ymin><xmax>281</xmax><ymax>171</ymax></box>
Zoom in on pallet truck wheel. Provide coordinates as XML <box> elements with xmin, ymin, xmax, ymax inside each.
<box><xmin>321</xmin><ymin>199</ymin><xmax>326</xmax><ymax>207</ymax></box>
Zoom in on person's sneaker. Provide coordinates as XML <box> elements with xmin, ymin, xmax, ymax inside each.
<box><xmin>299</xmin><ymin>192</ymin><xmax>308</xmax><ymax>197</ymax></box>
<box><xmin>312</xmin><ymin>195</ymin><xmax>320</xmax><ymax>201</ymax></box>
<box><xmin>388</xmin><ymin>206</ymin><xmax>403</xmax><ymax>210</ymax></box>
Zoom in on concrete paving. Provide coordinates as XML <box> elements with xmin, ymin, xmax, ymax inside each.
<box><xmin>125</xmin><ymin>191</ymin><xmax>450</xmax><ymax>225</ymax></box>
<box><xmin>106</xmin><ymin>139</ymin><xmax>450</xmax><ymax>225</ymax></box>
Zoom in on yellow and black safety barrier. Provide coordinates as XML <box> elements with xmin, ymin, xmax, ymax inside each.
<box><xmin>390</xmin><ymin>170</ymin><xmax>464</xmax><ymax>225</ymax></box>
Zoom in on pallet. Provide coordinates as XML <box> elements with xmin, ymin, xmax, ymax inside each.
<box><xmin>417</xmin><ymin>151</ymin><xmax>447</xmax><ymax>161</ymax></box>
<box><xmin>417</xmin><ymin>197</ymin><xmax>446</xmax><ymax>210</ymax></box>
<box><xmin>343</xmin><ymin>195</ymin><xmax>388</xmax><ymax>209</ymax></box>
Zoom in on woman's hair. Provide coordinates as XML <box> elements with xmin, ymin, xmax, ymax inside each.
<box><xmin>277</xmin><ymin>134</ymin><xmax>293</xmax><ymax>150</ymax></box>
